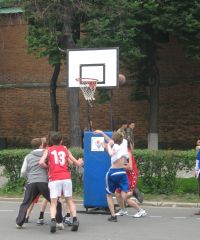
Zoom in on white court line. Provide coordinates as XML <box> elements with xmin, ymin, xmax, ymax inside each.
<box><xmin>0</xmin><ymin>209</ymin><xmax>15</xmax><ymax>212</ymax></box>
<box><xmin>173</xmin><ymin>217</ymin><xmax>187</xmax><ymax>219</ymax></box>
<box><xmin>149</xmin><ymin>216</ymin><xmax>162</xmax><ymax>218</ymax></box>
<box><xmin>0</xmin><ymin>201</ymin><xmax>22</xmax><ymax>204</ymax></box>
<box><xmin>0</xmin><ymin>201</ymin><xmax>83</xmax><ymax>206</ymax></box>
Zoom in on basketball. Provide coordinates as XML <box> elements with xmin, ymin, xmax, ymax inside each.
<box><xmin>118</xmin><ymin>74</ymin><xmax>126</xmax><ymax>85</ymax></box>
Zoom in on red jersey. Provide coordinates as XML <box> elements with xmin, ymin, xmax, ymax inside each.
<box><xmin>126</xmin><ymin>149</ymin><xmax>138</xmax><ymax>191</ymax></box>
<box><xmin>48</xmin><ymin>145</ymin><xmax>71</xmax><ymax>181</ymax></box>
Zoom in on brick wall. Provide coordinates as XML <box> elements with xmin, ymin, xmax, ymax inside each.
<box><xmin>0</xmin><ymin>19</ymin><xmax>200</xmax><ymax>149</ymax></box>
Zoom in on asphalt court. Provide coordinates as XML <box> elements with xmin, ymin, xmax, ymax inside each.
<box><xmin>0</xmin><ymin>201</ymin><xmax>199</xmax><ymax>240</ymax></box>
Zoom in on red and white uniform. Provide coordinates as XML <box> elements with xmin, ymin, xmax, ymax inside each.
<box><xmin>126</xmin><ymin>149</ymin><xmax>138</xmax><ymax>191</ymax></box>
<box><xmin>48</xmin><ymin>145</ymin><xmax>71</xmax><ymax>181</ymax></box>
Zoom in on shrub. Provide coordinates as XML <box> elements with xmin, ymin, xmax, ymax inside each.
<box><xmin>134</xmin><ymin>149</ymin><xmax>196</xmax><ymax>194</ymax></box>
<box><xmin>68</xmin><ymin>147</ymin><xmax>84</xmax><ymax>192</ymax></box>
<box><xmin>0</xmin><ymin>149</ymin><xmax>30</xmax><ymax>182</ymax></box>
<box><xmin>0</xmin><ymin>149</ymin><xmax>30</xmax><ymax>192</ymax></box>
<box><xmin>0</xmin><ymin>148</ymin><xmax>196</xmax><ymax>195</ymax></box>
<box><xmin>0</xmin><ymin>148</ymin><xmax>84</xmax><ymax>193</ymax></box>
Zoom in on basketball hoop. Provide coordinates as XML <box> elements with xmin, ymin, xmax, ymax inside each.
<box><xmin>76</xmin><ymin>78</ymin><xmax>98</xmax><ymax>106</ymax></box>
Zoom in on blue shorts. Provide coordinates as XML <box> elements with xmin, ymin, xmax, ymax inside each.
<box><xmin>106</xmin><ymin>168</ymin><xmax>129</xmax><ymax>194</ymax></box>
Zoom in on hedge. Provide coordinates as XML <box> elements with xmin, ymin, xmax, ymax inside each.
<box><xmin>0</xmin><ymin>148</ymin><xmax>196</xmax><ymax>194</ymax></box>
<box><xmin>134</xmin><ymin>149</ymin><xmax>196</xmax><ymax>194</ymax></box>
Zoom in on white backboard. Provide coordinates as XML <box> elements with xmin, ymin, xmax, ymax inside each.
<box><xmin>67</xmin><ymin>47</ymin><xmax>119</xmax><ymax>88</ymax></box>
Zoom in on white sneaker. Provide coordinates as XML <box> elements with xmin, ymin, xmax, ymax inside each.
<box><xmin>115</xmin><ymin>209</ymin><xmax>128</xmax><ymax>216</ymax></box>
<box><xmin>16</xmin><ymin>224</ymin><xmax>23</xmax><ymax>229</ymax></box>
<box><xmin>36</xmin><ymin>218</ymin><xmax>44</xmax><ymax>225</ymax></box>
<box><xmin>56</xmin><ymin>222</ymin><xmax>65</xmax><ymax>230</ymax></box>
<box><xmin>133</xmin><ymin>209</ymin><xmax>147</xmax><ymax>218</ymax></box>
<box><xmin>64</xmin><ymin>217</ymin><xmax>73</xmax><ymax>226</ymax></box>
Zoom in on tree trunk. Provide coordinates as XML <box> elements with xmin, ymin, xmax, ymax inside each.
<box><xmin>109</xmin><ymin>90</ymin><xmax>114</xmax><ymax>130</ymax></box>
<box><xmin>50</xmin><ymin>64</ymin><xmax>60</xmax><ymax>131</ymax></box>
<box><xmin>147</xmin><ymin>41</ymin><xmax>160</xmax><ymax>150</ymax></box>
<box><xmin>148</xmin><ymin>61</ymin><xmax>160</xmax><ymax>150</ymax></box>
<box><xmin>148</xmin><ymin>77</ymin><xmax>159</xmax><ymax>149</ymax></box>
<box><xmin>68</xmin><ymin>88</ymin><xmax>82</xmax><ymax>147</ymax></box>
<box><xmin>65</xmin><ymin>22</ymin><xmax>81</xmax><ymax>147</ymax></box>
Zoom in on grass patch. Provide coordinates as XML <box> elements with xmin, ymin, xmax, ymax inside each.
<box><xmin>139</xmin><ymin>177</ymin><xmax>200</xmax><ymax>203</ymax></box>
<box><xmin>0</xmin><ymin>189</ymin><xmax>23</xmax><ymax>198</ymax></box>
<box><xmin>175</xmin><ymin>177</ymin><xmax>198</xmax><ymax>194</ymax></box>
<box><xmin>0</xmin><ymin>177</ymin><xmax>199</xmax><ymax>203</ymax></box>
<box><xmin>143</xmin><ymin>193</ymin><xmax>200</xmax><ymax>203</ymax></box>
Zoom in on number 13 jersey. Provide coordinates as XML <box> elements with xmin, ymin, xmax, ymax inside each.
<box><xmin>48</xmin><ymin>145</ymin><xmax>71</xmax><ymax>181</ymax></box>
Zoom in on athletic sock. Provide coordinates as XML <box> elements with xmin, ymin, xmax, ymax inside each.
<box><xmin>73</xmin><ymin>217</ymin><xmax>77</xmax><ymax>222</ymax></box>
<box><xmin>25</xmin><ymin>216</ymin><xmax>29</xmax><ymax>223</ymax></box>
<box><xmin>39</xmin><ymin>212</ymin><xmax>44</xmax><ymax>219</ymax></box>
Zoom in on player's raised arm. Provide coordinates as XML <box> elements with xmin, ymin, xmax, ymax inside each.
<box><xmin>106</xmin><ymin>140</ymin><xmax>115</xmax><ymax>156</ymax></box>
<box><xmin>94</xmin><ymin>129</ymin><xmax>112</xmax><ymax>143</ymax></box>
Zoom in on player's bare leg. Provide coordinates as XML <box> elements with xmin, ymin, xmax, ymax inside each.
<box><xmin>66</xmin><ymin>197</ymin><xmax>79</xmax><ymax>231</ymax></box>
<box><xmin>50</xmin><ymin>198</ymin><xmax>57</xmax><ymax>233</ymax></box>
<box><xmin>115</xmin><ymin>191</ymin><xmax>128</xmax><ymax>216</ymax></box>
<box><xmin>107</xmin><ymin>194</ymin><xmax>117</xmax><ymax>222</ymax></box>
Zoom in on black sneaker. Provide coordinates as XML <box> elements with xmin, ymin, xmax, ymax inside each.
<box><xmin>133</xmin><ymin>188</ymin><xmax>144</xmax><ymax>203</ymax></box>
<box><xmin>107</xmin><ymin>215</ymin><xmax>117</xmax><ymax>222</ymax></box>
<box><xmin>24</xmin><ymin>217</ymin><xmax>29</xmax><ymax>223</ymax></box>
<box><xmin>194</xmin><ymin>210</ymin><xmax>200</xmax><ymax>215</ymax></box>
<box><xmin>50</xmin><ymin>220</ymin><xmax>56</xmax><ymax>233</ymax></box>
<box><xmin>71</xmin><ymin>220</ymin><xmax>79</xmax><ymax>231</ymax></box>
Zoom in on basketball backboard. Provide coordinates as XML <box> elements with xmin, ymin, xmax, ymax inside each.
<box><xmin>67</xmin><ymin>47</ymin><xmax>119</xmax><ymax>88</ymax></box>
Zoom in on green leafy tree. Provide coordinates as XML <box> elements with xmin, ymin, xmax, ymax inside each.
<box><xmin>20</xmin><ymin>0</ymin><xmax>89</xmax><ymax>146</ymax></box>
<box><xmin>3</xmin><ymin>0</ymin><xmax>200</xmax><ymax>148</ymax></box>
<box><xmin>80</xmin><ymin>0</ymin><xmax>200</xmax><ymax>149</ymax></box>
<box><xmin>163</xmin><ymin>0</ymin><xmax>200</xmax><ymax>61</ymax></box>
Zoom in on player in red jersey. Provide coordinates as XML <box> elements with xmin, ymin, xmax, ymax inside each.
<box><xmin>39</xmin><ymin>131</ymin><xmax>83</xmax><ymax>233</ymax></box>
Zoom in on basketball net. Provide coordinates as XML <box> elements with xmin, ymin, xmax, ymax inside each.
<box><xmin>76</xmin><ymin>78</ymin><xmax>98</xmax><ymax>106</ymax></box>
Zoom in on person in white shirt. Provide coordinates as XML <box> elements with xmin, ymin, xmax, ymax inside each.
<box><xmin>94</xmin><ymin>130</ymin><xmax>131</xmax><ymax>222</ymax></box>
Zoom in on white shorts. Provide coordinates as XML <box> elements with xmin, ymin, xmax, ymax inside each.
<box><xmin>48</xmin><ymin>179</ymin><xmax>72</xmax><ymax>199</ymax></box>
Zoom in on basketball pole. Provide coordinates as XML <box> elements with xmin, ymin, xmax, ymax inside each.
<box><xmin>109</xmin><ymin>89</ymin><xmax>114</xmax><ymax>131</ymax></box>
<box><xmin>86</xmin><ymin>101</ymin><xmax>92</xmax><ymax>130</ymax></box>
